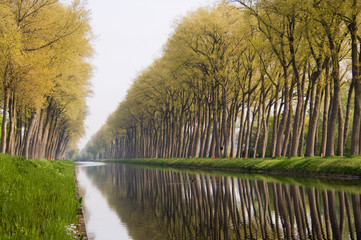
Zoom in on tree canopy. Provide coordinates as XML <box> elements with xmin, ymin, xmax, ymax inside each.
<box><xmin>0</xmin><ymin>0</ymin><xmax>93</xmax><ymax>159</ymax></box>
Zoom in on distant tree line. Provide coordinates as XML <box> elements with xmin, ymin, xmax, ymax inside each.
<box><xmin>85</xmin><ymin>0</ymin><xmax>361</xmax><ymax>160</ymax></box>
<box><xmin>0</xmin><ymin>0</ymin><xmax>93</xmax><ymax>159</ymax></box>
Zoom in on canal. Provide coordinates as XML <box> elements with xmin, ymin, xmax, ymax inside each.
<box><xmin>75</xmin><ymin>162</ymin><xmax>361</xmax><ymax>240</ymax></box>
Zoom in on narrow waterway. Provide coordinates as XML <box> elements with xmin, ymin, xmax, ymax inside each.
<box><xmin>75</xmin><ymin>162</ymin><xmax>361</xmax><ymax>240</ymax></box>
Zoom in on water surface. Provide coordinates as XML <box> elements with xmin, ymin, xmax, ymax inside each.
<box><xmin>76</xmin><ymin>162</ymin><xmax>361</xmax><ymax>239</ymax></box>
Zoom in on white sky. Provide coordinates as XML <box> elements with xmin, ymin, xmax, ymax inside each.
<box><xmin>78</xmin><ymin>0</ymin><xmax>216</xmax><ymax>150</ymax></box>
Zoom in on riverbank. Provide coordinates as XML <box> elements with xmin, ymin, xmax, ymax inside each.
<box><xmin>0</xmin><ymin>154</ymin><xmax>85</xmax><ymax>239</ymax></box>
<box><xmin>101</xmin><ymin>156</ymin><xmax>361</xmax><ymax>179</ymax></box>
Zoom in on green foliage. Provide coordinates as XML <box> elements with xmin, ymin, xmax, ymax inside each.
<box><xmin>66</xmin><ymin>149</ymin><xmax>78</xmax><ymax>160</ymax></box>
<box><xmin>0</xmin><ymin>154</ymin><xmax>78</xmax><ymax>239</ymax></box>
<box><xmin>86</xmin><ymin>145</ymin><xmax>98</xmax><ymax>159</ymax></box>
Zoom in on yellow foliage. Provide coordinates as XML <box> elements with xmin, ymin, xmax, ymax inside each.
<box><xmin>0</xmin><ymin>0</ymin><xmax>93</xmax><ymax>151</ymax></box>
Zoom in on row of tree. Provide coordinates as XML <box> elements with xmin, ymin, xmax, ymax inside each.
<box><xmin>0</xmin><ymin>0</ymin><xmax>92</xmax><ymax>159</ymax></box>
<box><xmin>84</xmin><ymin>0</ymin><xmax>361</xmax><ymax>160</ymax></box>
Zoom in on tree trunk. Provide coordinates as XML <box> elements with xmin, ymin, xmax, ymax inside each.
<box><xmin>187</xmin><ymin>111</ymin><xmax>195</xmax><ymax>157</ymax></box>
<box><xmin>320</xmin><ymin>64</ymin><xmax>330</xmax><ymax>156</ymax></box>
<box><xmin>306</xmin><ymin>85</ymin><xmax>322</xmax><ymax>156</ymax></box>
<box><xmin>221</xmin><ymin>87</ymin><xmax>229</xmax><ymax>157</ymax></box>
<box><xmin>192</xmin><ymin>102</ymin><xmax>202</xmax><ymax>157</ymax></box>
<box><xmin>236</xmin><ymin>96</ymin><xmax>245</xmax><ymax>158</ymax></box>
<box><xmin>337</xmin><ymin>102</ymin><xmax>344</xmax><ymax>156</ymax></box>
<box><xmin>230</xmin><ymin>101</ymin><xmax>239</xmax><ymax>158</ymax></box>
<box><xmin>32</xmin><ymin>109</ymin><xmax>45</xmax><ymax>159</ymax></box>
<box><xmin>6</xmin><ymin>93</ymin><xmax>16</xmax><ymax>155</ymax></box>
<box><xmin>326</xmin><ymin>61</ymin><xmax>341</xmax><ymax>156</ymax></box>
<box><xmin>282</xmin><ymin>92</ymin><xmax>293</xmax><ymax>157</ymax></box>
<box><xmin>244</xmin><ymin>96</ymin><xmax>251</xmax><ymax>158</ymax></box>
<box><xmin>288</xmin><ymin>30</ymin><xmax>303</xmax><ymax>157</ymax></box>
<box><xmin>344</xmin><ymin>82</ymin><xmax>353</xmax><ymax>148</ymax></box>
<box><xmin>253</xmin><ymin>98</ymin><xmax>262</xmax><ymax>158</ymax></box>
<box><xmin>1</xmin><ymin>88</ymin><xmax>9</xmax><ymax>153</ymax></box>
<box><xmin>351</xmin><ymin>24</ymin><xmax>361</xmax><ymax>154</ymax></box>
<box><xmin>199</xmin><ymin>103</ymin><xmax>207</xmax><ymax>157</ymax></box>
<box><xmin>212</xmin><ymin>87</ymin><xmax>220</xmax><ymax>158</ymax></box>
<box><xmin>276</xmin><ymin>71</ymin><xmax>289</xmax><ymax>157</ymax></box>
<box><xmin>261</xmin><ymin>102</ymin><xmax>271</xmax><ymax>158</ymax></box>
<box><xmin>289</xmin><ymin>83</ymin><xmax>303</xmax><ymax>157</ymax></box>
<box><xmin>23</xmin><ymin>111</ymin><xmax>38</xmax><ymax>159</ymax></box>
<box><xmin>203</xmin><ymin>105</ymin><xmax>212</xmax><ymax>157</ymax></box>
<box><xmin>325</xmin><ymin>25</ymin><xmax>342</xmax><ymax>156</ymax></box>
<box><xmin>181</xmin><ymin>117</ymin><xmax>187</xmax><ymax>158</ymax></box>
<box><xmin>14</xmin><ymin>116</ymin><xmax>22</xmax><ymax>155</ymax></box>
<box><xmin>271</xmin><ymin>87</ymin><xmax>279</xmax><ymax>157</ymax></box>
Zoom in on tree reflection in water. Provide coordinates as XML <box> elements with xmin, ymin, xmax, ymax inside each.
<box><xmin>83</xmin><ymin>164</ymin><xmax>361</xmax><ymax>240</ymax></box>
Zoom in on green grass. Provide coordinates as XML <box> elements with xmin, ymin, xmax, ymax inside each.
<box><xmin>101</xmin><ymin>156</ymin><xmax>361</xmax><ymax>178</ymax></box>
<box><xmin>0</xmin><ymin>154</ymin><xmax>79</xmax><ymax>240</ymax></box>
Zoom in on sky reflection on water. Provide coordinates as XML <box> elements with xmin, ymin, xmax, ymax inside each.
<box><xmin>76</xmin><ymin>164</ymin><xmax>131</xmax><ymax>240</ymax></box>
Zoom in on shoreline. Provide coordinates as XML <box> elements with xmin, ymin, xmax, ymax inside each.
<box><xmin>75</xmin><ymin>171</ymin><xmax>88</xmax><ymax>240</ymax></box>
<box><xmin>162</xmin><ymin>164</ymin><xmax>361</xmax><ymax>180</ymax></box>
<box><xmin>96</xmin><ymin>156</ymin><xmax>361</xmax><ymax>180</ymax></box>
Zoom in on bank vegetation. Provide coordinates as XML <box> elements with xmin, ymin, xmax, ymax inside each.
<box><xmin>0</xmin><ymin>154</ymin><xmax>81</xmax><ymax>239</ymax></box>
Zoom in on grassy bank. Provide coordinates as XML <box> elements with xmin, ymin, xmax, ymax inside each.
<box><xmin>101</xmin><ymin>156</ymin><xmax>361</xmax><ymax>178</ymax></box>
<box><xmin>0</xmin><ymin>154</ymin><xmax>79</xmax><ymax>240</ymax></box>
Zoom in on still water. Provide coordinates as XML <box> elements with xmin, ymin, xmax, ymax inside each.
<box><xmin>75</xmin><ymin>162</ymin><xmax>361</xmax><ymax>240</ymax></box>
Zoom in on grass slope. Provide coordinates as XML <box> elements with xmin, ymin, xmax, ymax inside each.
<box><xmin>0</xmin><ymin>154</ymin><xmax>79</xmax><ymax>240</ymax></box>
<box><xmin>102</xmin><ymin>156</ymin><xmax>361</xmax><ymax>178</ymax></box>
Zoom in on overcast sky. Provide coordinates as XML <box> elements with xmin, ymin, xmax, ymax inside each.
<box><xmin>78</xmin><ymin>0</ymin><xmax>216</xmax><ymax>150</ymax></box>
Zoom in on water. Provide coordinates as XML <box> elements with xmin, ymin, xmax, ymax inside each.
<box><xmin>75</xmin><ymin>162</ymin><xmax>361</xmax><ymax>240</ymax></box>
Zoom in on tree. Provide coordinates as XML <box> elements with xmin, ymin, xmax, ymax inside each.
<box><xmin>84</xmin><ymin>0</ymin><xmax>360</xmax><ymax>160</ymax></box>
<box><xmin>0</xmin><ymin>0</ymin><xmax>93</xmax><ymax>159</ymax></box>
